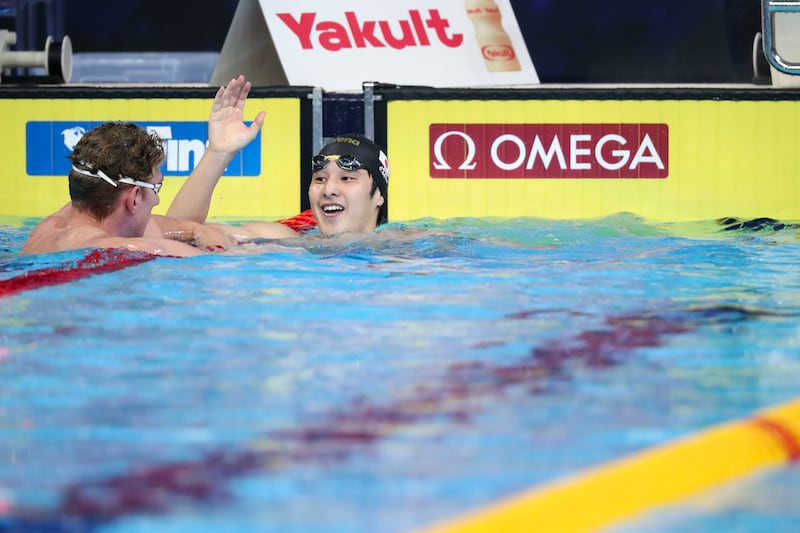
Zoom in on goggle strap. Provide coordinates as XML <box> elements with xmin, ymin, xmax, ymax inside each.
<box><xmin>71</xmin><ymin>164</ymin><xmax>119</xmax><ymax>188</ymax></box>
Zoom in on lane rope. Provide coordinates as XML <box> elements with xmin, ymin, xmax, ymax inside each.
<box><xmin>411</xmin><ymin>397</ymin><xmax>800</xmax><ymax>533</ymax></box>
<box><xmin>0</xmin><ymin>248</ymin><xmax>157</xmax><ymax>298</ymax></box>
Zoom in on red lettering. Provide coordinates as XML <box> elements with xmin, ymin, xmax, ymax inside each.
<box><xmin>409</xmin><ymin>10</ymin><xmax>430</xmax><ymax>46</ymax></box>
<box><xmin>426</xmin><ymin>9</ymin><xmax>464</xmax><ymax>48</ymax></box>
<box><xmin>276</xmin><ymin>10</ymin><xmax>463</xmax><ymax>51</ymax></box>
<box><xmin>276</xmin><ymin>12</ymin><xmax>315</xmax><ymax>50</ymax></box>
<box><xmin>482</xmin><ymin>45</ymin><xmax>516</xmax><ymax>61</ymax></box>
<box><xmin>379</xmin><ymin>20</ymin><xmax>417</xmax><ymax>49</ymax></box>
<box><xmin>345</xmin><ymin>11</ymin><xmax>384</xmax><ymax>48</ymax></box>
<box><xmin>318</xmin><ymin>21</ymin><xmax>352</xmax><ymax>51</ymax></box>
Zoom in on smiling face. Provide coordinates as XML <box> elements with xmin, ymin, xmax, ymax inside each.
<box><xmin>308</xmin><ymin>162</ymin><xmax>384</xmax><ymax>235</ymax></box>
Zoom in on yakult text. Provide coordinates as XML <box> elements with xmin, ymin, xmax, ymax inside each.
<box><xmin>276</xmin><ymin>10</ymin><xmax>464</xmax><ymax>51</ymax></box>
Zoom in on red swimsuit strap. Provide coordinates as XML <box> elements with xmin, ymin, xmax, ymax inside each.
<box><xmin>276</xmin><ymin>209</ymin><xmax>318</xmax><ymax>233</ymax></box>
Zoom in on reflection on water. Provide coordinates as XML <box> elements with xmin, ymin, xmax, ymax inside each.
<box><xmin>1</xmin><ymin>214</ymin><xmax>800</xmax><ymax>533</ymax></box>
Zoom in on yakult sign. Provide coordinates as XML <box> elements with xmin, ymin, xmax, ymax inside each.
<box><xmin>260</xmin><ymin>0</ymin><xmax>538</xmax><ymax>90</ymax></box>
<box><xmin>430</xmin><ymin>124</ymin><xmax>669</xmax><ymax>178</ymax></box>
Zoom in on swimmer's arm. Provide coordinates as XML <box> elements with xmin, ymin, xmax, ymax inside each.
<box><xmin>226</xmin><ymin>221</ymin><xmax>298</xmax><ymax>240</ymax></box>
<box><xmin>68</xmin><ymin>233</ymin><xmax>205</xmax><ymax>257</ymax></box>
<box><xmin>151</xmin><ymin>214</ymin><xmax>238</xmax><ymax>250</ymax></box>
<box><xmin>154</xmin><ymin>214</ymin><xmax>297</xmax><ymax>248</ymax></box>
<box><xmin>167</xmin><ymin>75</ymin><xmax>266</xmax><ymax>223</ymax></box>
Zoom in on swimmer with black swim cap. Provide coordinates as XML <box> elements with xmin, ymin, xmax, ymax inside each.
<box><xmin>310</xmin><ymin>135</ymin><xmax>389</xmax><ymax>235</ymax></box>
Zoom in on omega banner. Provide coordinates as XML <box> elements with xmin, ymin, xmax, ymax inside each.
<box><xmin>259</xmin><ymin>0</ymin><xmax>539</xmax><ymax>90</ymax></box>
<box><xmin>430</xmin><ymin>124</ymin><xmax>668</xmax><ymax>179</ymax></box>
<box><xmin>384</xmin><ymin>95</ymin><xmax>800</xmax><ymax>222</ymax></box>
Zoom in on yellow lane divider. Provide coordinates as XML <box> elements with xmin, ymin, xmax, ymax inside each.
<box><xmin>411</xmin><ymin>397</ymin><xmax>800</xmax><ymax>533</ymax></box>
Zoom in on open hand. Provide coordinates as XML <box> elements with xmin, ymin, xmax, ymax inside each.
<box><xmin>207</xmin><ymin>75</ymin><xmax>266</xmax><ymax>155</ymax></box>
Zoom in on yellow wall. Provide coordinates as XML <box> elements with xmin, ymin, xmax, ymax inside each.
<box><xmin>2</xmin><ymin>93</ymin><xmax>799</xmax><ymax>223</ymax></box>
<box><xmin>387</xmin><ymin>98</ymin><xmax>800</xmax><ymax>222</ymax></box>
<box><xmin>0</xmin><ymin>97</ymin><xmax>302</xmax><ymax>220</ymax></box>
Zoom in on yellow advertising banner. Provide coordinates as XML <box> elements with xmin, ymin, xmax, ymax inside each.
<box><xmin>386</xmin><ymin>96</ymin><xmax>800</xmax><ymax>223</ymax></box>
<box><xmin>0</xmin><ymin>95</ymin><xmax>303</xmax><ymax>221</ymax></box>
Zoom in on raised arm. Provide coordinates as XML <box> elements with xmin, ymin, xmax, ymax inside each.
<box><xmin>166</xmin><ymin>75</ymin><xmax>266</xmax><ymax>223</ymax></box>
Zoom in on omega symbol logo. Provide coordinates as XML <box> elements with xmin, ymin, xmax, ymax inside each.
<box><xmin>432</xmin><ymin>131</ymin><xmax>477</xmax><ymax>171</ymax></box>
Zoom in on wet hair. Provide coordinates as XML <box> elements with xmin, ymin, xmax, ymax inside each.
<box><xmin>67</xmin><ymin>122</ymin><xmax>165</xmax><ymax>220</ymax></box>
<box><xmin>317</xmin><ymin>134</ymin><xmax>389</xmax><ymax>225</ymax></box>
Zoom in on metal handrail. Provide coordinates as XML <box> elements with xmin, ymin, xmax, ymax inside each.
<box><xmin>761</xmin><ymin>0</ymin><xmax>800</xmax><ymax>75</ymax></box>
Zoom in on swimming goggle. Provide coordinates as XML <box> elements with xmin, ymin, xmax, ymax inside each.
<box><xmin>311</xmin><ymin>154</ymin><xmax>366</xmax><ymax>173</ymax></box>
<box><xmin>71</xmin><ymin>163</ymin><xmax>162</xmax><ymax>194</ymax></box>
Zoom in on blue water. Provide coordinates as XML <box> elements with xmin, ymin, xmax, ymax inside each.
<box><xmin>1</xmin><ymin>215</ymin><xmax>800</xmax><ymax>533</ymax></box>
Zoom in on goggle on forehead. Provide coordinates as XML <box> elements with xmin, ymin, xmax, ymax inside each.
<box><xmin>311</xmin><ymin>154</ymin><xmax>366</xmax><ymax>173</ymax></box>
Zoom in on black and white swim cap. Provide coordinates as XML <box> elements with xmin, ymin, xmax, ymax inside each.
<box><xmin>317</xmin><ymin>135</ymin><xmax>389</xmax><ymax>224</ymax></box>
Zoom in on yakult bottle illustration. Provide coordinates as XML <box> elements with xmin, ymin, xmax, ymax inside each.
<box><xmin>465</xmin><ymin>0</ymin><xmax>521</xmax><ymax>72</ymax></box>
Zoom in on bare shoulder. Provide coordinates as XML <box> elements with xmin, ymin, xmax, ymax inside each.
<box><xmin>20</xmin><ymin>205</ymin><xmax>203</xmax><ymax>258</ymax></box>
<box><xmin>21</xmin><ymin>207</ymin><xmax>105</xmax><ymax>255</ymax></box>
<box><xmin>22</xmin><ymin>225</ymin><xmax>108</xmax><ymax>255</ymax></box>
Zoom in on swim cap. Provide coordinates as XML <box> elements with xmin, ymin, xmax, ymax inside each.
<box><xmin>317</xmin><ymin>135</ymin><xmax>389</xmax><ymax>225</ymax></box>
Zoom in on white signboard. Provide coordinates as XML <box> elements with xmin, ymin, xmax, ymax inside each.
<box><xmin>259</xmin><ymin>0</ymin><xmax>539</xmax><ymax>90</ymax></box>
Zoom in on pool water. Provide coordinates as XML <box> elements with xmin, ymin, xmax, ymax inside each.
<box><xmin>1</xmin><ymin>215</ymin><xmax>800</xmax><ymax>533</ymax></box>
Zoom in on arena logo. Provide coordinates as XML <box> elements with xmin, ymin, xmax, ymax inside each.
<box><xmin>276</xmin><ymin>10</ymin><xmax>464</xmax><ymax>51</ymax></box>
<box><xmin>429</xmin><ymin>123</ymin><xmax>668</xmax><ymax>178</ymax></box>
<box><xmin>25</xmin><ymin>121</ymin><xmax>261</xmax><ymax>177</ymax></box>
